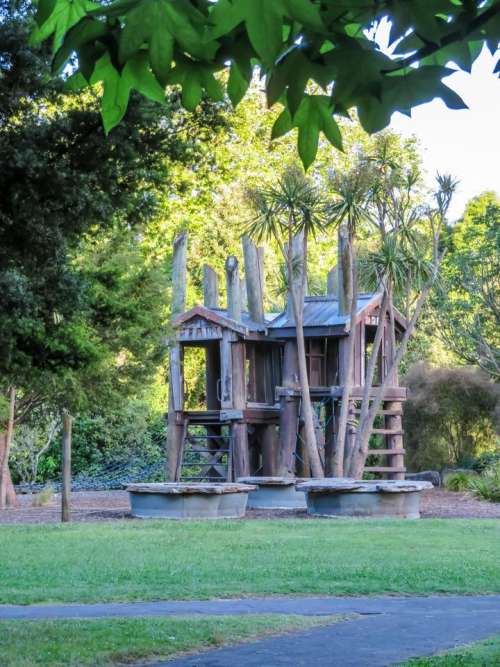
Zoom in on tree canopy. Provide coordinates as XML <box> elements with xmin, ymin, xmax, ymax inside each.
<box><xmin>32</xmin><ymin>0</ymin><xmax>500</xmax><ymax>167</ymax></box>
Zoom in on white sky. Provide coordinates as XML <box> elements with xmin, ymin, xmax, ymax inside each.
<box><xmin>388</xmin><ymin>45</ymin><xmax>500</xmax><ymax>221</ymax></box>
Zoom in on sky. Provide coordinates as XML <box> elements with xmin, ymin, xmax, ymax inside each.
<box><xmin>388</xmin><ymin>46</ymin><xmax>500</xmax><ymax>222</ymax></box>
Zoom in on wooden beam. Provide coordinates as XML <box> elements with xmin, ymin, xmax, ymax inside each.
<box><xmin>225</xmin><ymin>256</ymin><xmax>241</xmax><ymax>321</ymax></box>
<box><xmin>203</xmin><ymin>264</ymin><xmax>219</xmax><ymax>308</ymax></box>
<box><xmin>242</xmin><ymin>235</ymin><xmax>265</xmax><ymax>323</ymax></box>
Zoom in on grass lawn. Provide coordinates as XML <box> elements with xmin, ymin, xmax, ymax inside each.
<box><xmin>1</xmin><ymin>519</ymin><xmax>499</xmax><ymax>604</ymax></box>
<box><xmin>0</xmin><ymin>614</ymin><xmax>341</xmax><ymax>667</ymax></box>
<box><xmin>403</xmin><ymin>634</ymin><xmax>500</xmax><ymax>665</ymax></box>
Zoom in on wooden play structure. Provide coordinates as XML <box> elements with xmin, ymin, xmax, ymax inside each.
<box><xmin>166</xmin><ymin>232</ymin><xmax>407</xmax><ymax>483</ymax></box>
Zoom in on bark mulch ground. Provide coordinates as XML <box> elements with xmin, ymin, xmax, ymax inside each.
<box><xmin>0</xmin><ymin>488</ymin><xmax>499</xmax><ymax>524</ymax></box>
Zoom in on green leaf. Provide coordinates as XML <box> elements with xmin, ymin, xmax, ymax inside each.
<box><xmin>293</xmin><ymin>96</ymin><xmax>320</xmax><ymax>169</ymax></box>
<box><xmin>181</xmin><ymin>75</ymin><xmax>203</xmax><ymax>110</ymax></box>
<box><xmin>227</xmin><ymin>61</ymin><xmax>250</xmax><ymax>106</ymax></box>
<box><xmin>242</xmin><ymin>0</ymin><xmax>285</xmax><ymax>66</ymax></box>
<box><xmin>122</xmin><ymin>53</ymin><xmax>165</xmax><ymax>103</ymax></box>
<box><xmin>206</xmin><ymin>0</ymin><xmax>245</xmax><ymax>40</ymax></box>
<box><xmin>150</xmin><ymin>30</ymin><xmax>174</xmax><ymax>86</ymax></box>
<box><xmin>90</xmin><ymin>53</ymin><xmax>130</xmax><ymax>133</ymax></box>
<box><xmin>298</xmin><ymin>116</ymin><xmax>319</xmax><ymax>170</ymax></box>
<box><xmin>316</xmin><ymin>97</ymin><xmax>343</xmax><ymax>150</ymax></box>
<box><xmin>271</xmin><ymin>106</ymin><xmax>293</xmax><ymax>139</ymax></box>
<box><xmin>283</xmin><ymin>0</ymin><xmax>323</xmax><ymax>30</ymax></box>
<box><xmin>63</xmin><ymin>70</ymin><xmax>88</xmax><ymax>91</ymax></box>
<box><xmin>31</xmin><ymin>0</ymin><xmax>99</xmax><ymax>52</ymax></box>
<box><xmin>53</xmin><ymin>17</ymin><xmax>108</xmax><ymax>73</ymax></box>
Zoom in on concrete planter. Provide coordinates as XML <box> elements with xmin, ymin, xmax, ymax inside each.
<box><xmin>296</xmin><ymin>479</ymin><xmax>433</xmax><ymax>519</ymax></box>
<box><xmin>237</xmin><ymin>477</ymin><xmax>307</xmax><ymax>509</ymax></box>
<box><xmin>127</xmin><ymin>483</ymin><xmax>256</xmax><ymax>519</ymax></box>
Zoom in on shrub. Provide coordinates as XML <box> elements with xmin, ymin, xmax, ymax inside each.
<box><xmin>32</xmin><ymin>485</ymin><xmax>54</xmax><ymax>507</ymax></box>
<box><xmin>403</xmin><ymin>363</ymin><xmax>499</xmax><ymax>471</ymax></box>
<box><xmin>468</xmin><ymin>463</ymin><xmax>500</xmax><ymax>503</ymax></box>
<box><xmin>444</xmin><ymin>471</ymin><xmax>477</xmax><ymax>492</ymax></box>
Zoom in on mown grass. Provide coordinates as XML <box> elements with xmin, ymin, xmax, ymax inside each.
<box><xmin>0</xmin><ymin>614</ymin><xmax>340</xmax><ymax>667</ymax></box>
<box><xmin>403</xmin><ymin>633</ymin><xmax>500</xmax><ymax>666</ymax></box>
<box><xmin>1</xmin><ymin>519</ymin><xmax>499</xmax><ymax>604</ymax></box>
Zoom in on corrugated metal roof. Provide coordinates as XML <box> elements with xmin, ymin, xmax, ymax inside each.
<box><xmin>208</xmin><ymin>308</ymin><xmax>277</xmax><ymax>332</ymax></box>
<box><xmin>267</xmin><ymin>294</ymin><xmax>379</xmax><ymax>329</ymax></box>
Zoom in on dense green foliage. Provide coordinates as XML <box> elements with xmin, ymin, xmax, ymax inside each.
<box><xmin>404</xmin><ymin>363</ymin><xmax>499</xmax><ymax>471</ymax></box>
<box><xmin>32</xmin><ymin>0</ymin><xmax>500</xmax><ymax>167</ymax></box>
<box><xmin>1</xmin><ymin>520</ymin><xmax>499</xmax><ymax>603</ymax></box>
<box><xmin>436</xmin><ymin>192</ymin><xmax>500</xmax><ymax>380</ymax></box>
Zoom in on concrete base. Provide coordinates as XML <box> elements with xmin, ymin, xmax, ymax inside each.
<box><xmin>237</xmin><ymin>477</ymin><xmax>307</xmax><ymax>509</ymax></box>
<box><xmin>128</xmin><ymin>483</ymin><xmax>254</xmax><ymax>519</ymax></box>
<box><xmin>305</xmin><ymin>490</ymin><xmax>422</xmax><ymax>519</ymax></box>
<box><xmin>297</xmin><ymin>479</ymin><xmax>432</xmax><ymax>519</ymax></box>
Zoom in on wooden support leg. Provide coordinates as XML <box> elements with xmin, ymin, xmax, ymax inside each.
<box><xmin>167</xmin><ymin>411</ymin><xmax>185</xmax><ymax>482</ymax></box>
<box><xmin>324</xmin><ymin>399</ymin><xmax>335</xmax><ymax>477</ymax></box>
<box><xmin>296</xmin><ymin>421</ymin><xmax>310</xmax><ymax>478</ymax></box>
<box><xmin>386</xmin><ymin>400</ymin><xmax>405</xmax><ymax>480</ymax></box>
<box><xmin>278</xmin><ymin>396</ymin><xmax>300</xmax><ymax>476</ymax></box>
<box><xmin>262</xmin><ymin>424</ymin><xmax>280</xmax><ymax>476</ymax></box>
<box><xmin>232</xmin><ymin>422</ymin><xmax>249</xmax><ymax>479</ymax></box>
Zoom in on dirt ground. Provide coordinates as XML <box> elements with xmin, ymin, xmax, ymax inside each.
<box><xmin>0</xmin><ymin>488</ymin><xmax>499</xmax><ymax>524</ymax></box>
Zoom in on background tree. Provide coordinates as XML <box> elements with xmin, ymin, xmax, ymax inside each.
<box><xmin>403</xmin><ymin>363</ymin><xmax>499</xmax><ymax>471</ymax></box>
<box><xmin>32</xmin><ymin>0</ymin><xmax>500</xmax><ymax>168</ymax></box>
<box><xmin>347</xmin><ymin>169</ymin><xmax>457</xmax><ymax>478</ymax></box>
<box><xmin>0</xmin><ymin>0</ymin><xmax>229</xmax><ymax>499</ymax></box>
<box><xmin>435</xmin><ymin>192</ymin><xmax>500</xmax><ymax>380</ymax></box>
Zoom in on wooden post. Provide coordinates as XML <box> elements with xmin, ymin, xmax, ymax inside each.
<box><xmin>61</xmin><ymin>410</ymin><xmax>72</xmax><ymax>523</ymax></box>
<box><xmin>203</xmin><ymin>264</ymin><xmax>219</xmax><ymax>309</ymax></box>
<box><xmin>204</xmin><ymin>264</ymin><xmax>221</xmax><ymax>411</ymax></box>
<box><xmin>225</xmin><ymin>256</ymin><xmax>241</xmax><ymax>321</ymax></box>
<box><xmin>0</xmin><ymin>386</ymin><xmax>16</xmax><ymax>509</ymax></box>
<box><xmin>327</xmin><ymin>265</ymin><xmax>338</xmax><ymax>297</ymax></box>
<box><xmin>242</xmin><ymin>235</ymin><xmax>265</xmax><ymax>323</ymax></box>
<box><xmin>337</xmin><ymin>225</ymin><xmax>352</xmax><ymax>316</ymax></box>
<box><xmin>231</xmin><ymin>341</ymin><xmax>249</xmax><ymax>477</ymax></box>
<box><xmin>261</xmin><ymin>425</ymin><xmax>280</xmax><ymax>476</ymax></box>
<box><xmin>167</xmin><ymin>231</ymin><xmax>188</xmax><ymax>481</ymax></box>
<box><xmin>278</xmin><ymin>341</ymin><xmax>300</xmax><ymax>476</ymax></box>
<box><xmin>240</xmin><ymin>278</ymin><xmax>248</xmax><ymax>312</ymax></box>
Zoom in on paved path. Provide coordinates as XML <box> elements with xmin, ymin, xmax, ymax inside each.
<box><xmin>2</xmin><ymin>596</ymin><xmax>500</xmax><ymax>666</ymax></box>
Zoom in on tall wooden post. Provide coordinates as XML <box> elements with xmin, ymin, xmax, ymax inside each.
<box><xmin>278</xmin><ymin>341</ymin><xmax>300</xmax><ymax>476</ymax></box>
<box><xmin>167</xmin><ymin>231</ymin><xmax>188</xmax><ymax>481</ymax></box>
<box><xmin>225</xmin><ymin>256</ymin><xmax>241</xmax><ymax>321</ymax></box>
<box><xmin>61</xmin><ymin>410</ymin><xmax>72</xmax><ymax>523</ymax></box>
<box><xmin>327</xmin><ymin>265</ymin><xmax>338</xmax><ymax>297</ymax></box>
<box><xmin>242</xmin><ymin>236</ymin><xmax>265</xmax><ymax>323</ymax></box>
<box><xmin>203</xmin><ymin>264</ymin><xmax>219</xmax><ymax>309</ymax></box>
<box><xmin>231</xmin><ymin>341</ymin><xmax>249</xmax><ymax>478</ymax></box>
